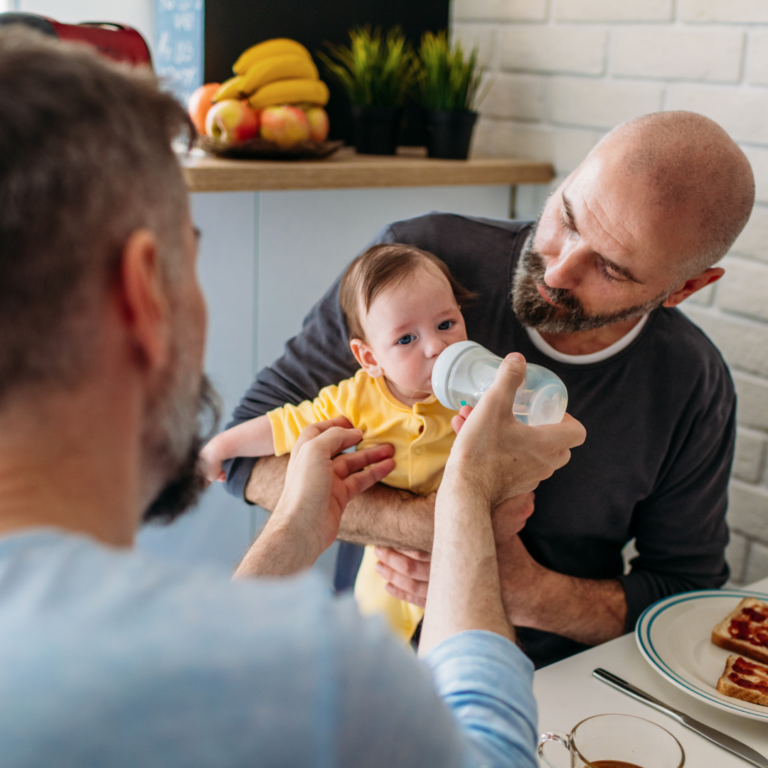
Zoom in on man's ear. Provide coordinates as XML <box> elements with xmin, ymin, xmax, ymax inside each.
<box><xmin>350</xmin><ymin>338</ymin><xmax>383</xmax><ymax>378</ymax></box>
<box><xmin>118</xmin><ymin>229</ymin><xmax>171</xmax><ymax>370</ymax></box>
<box><xmin>662</xmin><ymin>267</ymin><xmax>724</xmax><ymax>308</ymax></box>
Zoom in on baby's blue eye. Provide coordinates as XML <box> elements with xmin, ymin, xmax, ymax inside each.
<box><xmin>438</xmin><ymin>320</ymin><xmax>454</xmax><ymax>331</ymax></box>
<box><xmin>397</xmin><ymin>334</ymin><xmax>416</xmax><ymax>345</ymax></box>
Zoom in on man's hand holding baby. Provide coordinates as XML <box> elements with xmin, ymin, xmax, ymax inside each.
<box><xmin>235</xmin><ymin>417</ymin><xmax>395</xmax><ymax>578</ymax></box>
<box><xmin>375</xmin><ymin>493</ymin><xmax>536</xmax><ymax>609</ymax></box>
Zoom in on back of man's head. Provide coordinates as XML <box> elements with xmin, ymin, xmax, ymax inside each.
<box><xmin>0</xmin><ymin>28</ymin><xmax>191</xmax><ymax>406</ymax></box>
<box><xmin>595</xmin><ymin>111</ymin><xmax>755</xmax><ymax>278</ymax></box>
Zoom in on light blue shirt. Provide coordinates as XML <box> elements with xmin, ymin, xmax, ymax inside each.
<box><xmin>0</xmin><ymin>531</ymin><xmax>537</xmax><ymax>767</ymax></box>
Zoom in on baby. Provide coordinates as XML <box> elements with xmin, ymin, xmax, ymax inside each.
<box><xmin>201</xmin><ymin>243</ymin><xmax>474</xmax><ymax>641</ymax></box>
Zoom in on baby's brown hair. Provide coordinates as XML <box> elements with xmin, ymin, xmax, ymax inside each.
<box><xmin>339</xmin><ymin>243</ymin><xmax>476</xmax><ymax>341</ymax></box>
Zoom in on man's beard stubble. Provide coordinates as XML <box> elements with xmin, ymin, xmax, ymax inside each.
<box><xmin>141</xmin><ymin>370</ymin><xmax>221</xmax><ymax>526</ymax></box>
<box><xmin>511</xmin><ymin>220</ymin><xmax>671</xmax><ymax>334</ymax></box>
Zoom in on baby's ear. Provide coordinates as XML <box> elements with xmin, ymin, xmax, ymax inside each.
<box><xmin>350</xmin><ymin>339</ymin><xmax>383</xmax><ymax>378</ymax></box>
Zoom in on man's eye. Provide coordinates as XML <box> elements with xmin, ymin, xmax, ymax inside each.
<box><xmin>598</xmin><ymin>260</ymin><xmax>623</xmax><ymax>283</ymax></box>
<box><xmin>397</xmin><ymin>334</ymin><xmax>416</xmax><ymax>345</ymax></box>
<box><xmin>438</xmin><ymin>320</ymin><xmax>454</xmax><ymax>331</ymax></box>
<box><xmin>560</xmin><ymin>211</ymin><xmax>579</xmax><ymax>240</ymax></box>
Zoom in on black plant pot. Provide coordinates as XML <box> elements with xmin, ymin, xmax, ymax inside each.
<box><xmin>350</xmin><ymin>105</ymin><xmax>402</xmax><ymax>155</ymax></box>
<box><xmin>423</xmin><ymin>110</ymin><xmax>478</xmax><ymax>160</ymax></box>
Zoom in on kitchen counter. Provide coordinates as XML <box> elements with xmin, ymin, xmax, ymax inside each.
<box><xmin>180</xmin><ymin>146</ymin><xmax>555</xmax><ymax>193</ymax></box>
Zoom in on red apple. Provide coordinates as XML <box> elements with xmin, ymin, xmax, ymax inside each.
<box><xmin>305</xmin><ymin>107</ymin><xmax>329</xmax><ymax>142</ymax></box>
<box><xmin>205</xmin><ymin>100</ymin><xmax>260</xmax><ymax>144</ymax></box>
<box><xmin>187</xmin><ymin>83</ymin><xmax>220</xmax><ymax>136</ymax></box>
<box><xmin>260</xmin><ymin>106</ymin><xmax>310</xmax><ymax>148</ymax></box>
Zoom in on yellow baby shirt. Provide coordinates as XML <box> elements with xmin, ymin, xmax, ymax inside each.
<box><xmin>268</xmin><ymin>368</ymin><xmax>457</xmax><ymax>640</ymax></box>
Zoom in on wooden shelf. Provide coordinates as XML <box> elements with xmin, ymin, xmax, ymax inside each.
<box><xmin>181</xmin><ymin>146</ymin><xmax>554</xmax><ymax>193</ymax></box>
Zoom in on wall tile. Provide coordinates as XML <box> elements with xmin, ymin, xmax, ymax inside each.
<box><xmin>480</xmin><ymin>73</ymin><xmax>547</xmax><ymax>121</ymax></box>
<box><xmin>731</xmin><ymin>205</ymin><xmax>768</xmax><ymax>264</ymax></box>
<box><xmin>681</xmin><ymin>0</ymin><xmax>768</xmax><ymax>23</ymax></box>
<box><xmin>665</xmin><ymin>85</ymin><xmax>768</xmax><ymax>144</ymax></box>
<box><xmin>611</xmin><ymin>27</ymin><xmax>744</xmax><ymax>82</ymax></box>
<box><xmin>741</xmin><ymin>145</ymin><xmax>768</xmax><ymax>206</ymax></box>
<box><xmin>556</xmin><ymin>0</ymin><xmax>673</xmax><ymax>22</ymax></box>
<box><xmin>726</xmin><ymin>530</ymin><xmax>749</xmax><ymax>585</ymax></box>
<box><xmin>746</xmin><ymin>30</ymin><xmax>768</xmax><ymax>86</ymax></box>
<box><xmin>500</xmin><ymin>25</ymin><xmax>608</xmax><ymax>75</ymax></box>
<box><xmin>733</xmin><ymin>427</ymin><xmax>766</xmax><ymax>483</ymax></box>
<box><xmin>548</xmin><ymin>76</ymin><xmax>664</xmax><ymax>128</ymax></box>
<box><xmin>718</xmin><ymin>256</ymin><xmax>768</xmax><ymax>321</ymax></box>
<box><xmin>453</xmin><ymin>0</ymin><xmax>549</xmax><ymax>22</ymax></box>
<box><xmin>744</xmin><ymin>540</ymin><xmax>768</xmax><ymax>585</ymax></box>
<box><xmin>683</xmin><ymin>305</ymin><xmax>768</xmax><ymax>379</ymax></box>
<box><xmin>728</xmin><ymin>480</ymin><xmax>768</xmax><ymax>540</ymax></box>
<box><xmin>733</xmin><ymin>371</ymin><xmax>768</xmax><ymax>431</ymax></box>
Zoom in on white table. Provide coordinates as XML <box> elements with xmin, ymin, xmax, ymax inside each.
<box><xmin>534</xmin><ymin>577</ymin><xmax>768</xmax><ymax>766</ymax></box>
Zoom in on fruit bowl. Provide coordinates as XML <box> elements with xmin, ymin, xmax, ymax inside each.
<box><xmin>196</xmin><ymin>135</ymin><xmax>343</xmax><ymax>161</ymax></box>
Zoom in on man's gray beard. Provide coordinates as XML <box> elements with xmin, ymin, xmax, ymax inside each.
<box><xmin>511</xmin><ymin>227</ymin><xmax>671</xmax><ymax>334</ymax></box>
<box><xmin>141</xmin><ymin>334</ymin><xmax>221</xmax><ymax>525</ymax></box>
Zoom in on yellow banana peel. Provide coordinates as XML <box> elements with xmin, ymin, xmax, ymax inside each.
<box><xmin>240</xmin><ymin>54</ymin><xmax>319</xmax><ymax>96</ymax></box>
<box><xmin>212</xmin><ymin>75</ymin><xmax>244</xmax><ymax>102</ymax></box>
<box><xmin>248</xmin><ymin>79</ymin><xmax>329</xmax><ymax>110</ymax></box>
<box><xmin>233</xmin><ymin>38</ymin><xmax>312</xmax><ymax>76</ymax></box>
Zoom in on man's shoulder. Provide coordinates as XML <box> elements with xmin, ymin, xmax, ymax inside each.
<box><xmin>0</xmin><ymin>531</ymin><xmax>354</xmax><ymax>660</ymax></box>
<box><xmin>381</xmin><ymin>212</ymin><xmax>532</xmax><ymax>258</ymax></box>
<box><xmin>648</xmin><ymin>307</ymin><xmax>734</xmax><ymax>395</ymax></box>
<box><xmin>0</xmin><ymin>532</ymin><xmax>440</xmax><ymax>766</ymax></box>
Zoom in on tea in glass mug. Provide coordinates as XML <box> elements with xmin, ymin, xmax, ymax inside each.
<box><xmin>538</xmin><ymin>713</ymin><xmax>685</xmax><ymax>768</ymax></box>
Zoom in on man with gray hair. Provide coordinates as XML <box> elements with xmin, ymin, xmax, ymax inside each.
<box><xmin>0</xmin><ymin>27</ymin><xmax>587</xmax><ymax>767</ymax></box>
<box><xmin>229</xmin><ymin>110</ymin><xmax>755</xmax><ymax>667</ymax></box>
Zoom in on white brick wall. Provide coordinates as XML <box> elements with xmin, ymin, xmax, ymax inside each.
<box><xmin>458</xmin><ymin>0</ymin><xmax>768</xmax><ymax>585</ymax></box>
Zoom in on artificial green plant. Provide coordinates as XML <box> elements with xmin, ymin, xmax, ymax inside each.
<box><xmin>418</xmin><ymin>31</ymin><xmax>485</xmax><ymax>112</ymax></box>
<box><xmin>319</xmin><ymin>26</ymin><xmax>420</xmax><ymax>107</ymax></box>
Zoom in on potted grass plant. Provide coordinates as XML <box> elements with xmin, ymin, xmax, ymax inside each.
<box><xmin>319</xmin><ymin>26</ymin><xmax>419</xmax><ymax>155</ymax></box>
<box><xmin>418</xmin><ymin>32</ymin><xmax>485</xmax><ymax>160</ymax></box>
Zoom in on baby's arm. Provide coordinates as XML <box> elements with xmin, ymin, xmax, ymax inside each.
<box><xmin>201</xmin><ymin>415</ymin><xmax>275</xmax><ymax>482</ymax></box>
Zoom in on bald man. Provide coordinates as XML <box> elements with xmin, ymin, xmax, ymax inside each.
<box><xmin>226</xmin><ymin>112</ymin><xmax>755</xmax><ymax>667</ymax></box>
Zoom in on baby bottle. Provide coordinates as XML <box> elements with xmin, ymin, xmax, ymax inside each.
<box><xmin>431</xmin><ymin>341</ymin><xmax>568</xmax><ymax>426</ymax></box>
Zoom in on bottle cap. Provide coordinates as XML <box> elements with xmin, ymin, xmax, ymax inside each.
<box><xmin>431</xmin><ymin>340</ymin><xmax>483</xmax><ymax>410</ymax></box>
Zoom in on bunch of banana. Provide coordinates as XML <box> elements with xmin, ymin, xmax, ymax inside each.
<box><xmin>213</xmin><ymin>38</ymin><xmax>330</xmax><ymax>110</ymax></box>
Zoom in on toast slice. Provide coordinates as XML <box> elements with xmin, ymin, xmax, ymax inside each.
<box><xmin>711</xmin><ymin>597</ymin><xmax>768</xmax><ymax>664</ymax></box>
<box><xmin>717</xmin><ymin>654</ymin><xmax>768</xmax><ymax>707</ymax></box>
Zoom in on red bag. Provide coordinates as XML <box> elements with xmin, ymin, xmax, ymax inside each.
<box><xmin>0</xmin><ymin>12</ymin><xmax>152</xmax><ymax>67</ymax></box>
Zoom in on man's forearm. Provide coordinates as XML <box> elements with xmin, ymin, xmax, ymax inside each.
<box><xmin>234</xmin><ymin>515</ymin><xmax>319</xmax><ymax>579</ymax></box>
<box><xmin>246</xmin><ymin>457</ymin><xmax>436</xmax><ymax>551</ymax></box>
<box><xmin>337</xmin><ymin>483</ymin><xmax>435</xmax><ymax>550</ymax></box>
<box><xmin>529</xmin><ymin>574</ymin><xmax>626</xmax><ymax>645</ymax></box>
<box><xmin>500</xmin><ymin>541</ymin><xmax>627</xmax><ymax>645</ymax></box>
<box><xmin>419</xmin><ymin>473</ymin><xmax>514</xmax><ymax>656</ymax></box>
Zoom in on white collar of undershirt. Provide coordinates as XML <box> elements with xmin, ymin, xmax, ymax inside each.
<box><xmin>524</xmin><ymin>314</ymin><xmax>650</xmax><ymax>365</ymax></box>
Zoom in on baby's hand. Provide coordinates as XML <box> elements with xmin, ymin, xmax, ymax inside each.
<box><xmin>200</xmin><ymin>440</ymin><xmax>226</xmax><ymax>483</ymax></box>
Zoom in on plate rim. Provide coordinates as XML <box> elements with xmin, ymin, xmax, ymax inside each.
<box><xmin>636</xmin><ymin>588</ymin><xmax>768</xmax><ymax>722</ymax></box>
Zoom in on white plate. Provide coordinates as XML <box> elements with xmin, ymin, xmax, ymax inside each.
<box><xmin>636</xmin><ymin>589</ymin><xmax>768</xmax><ymax>722</ymax></box>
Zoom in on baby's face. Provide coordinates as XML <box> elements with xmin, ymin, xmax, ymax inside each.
<box><xmin>359</xmin><ymin>265</ymin><xmax>467</xmax><ymax>404</ymax></box>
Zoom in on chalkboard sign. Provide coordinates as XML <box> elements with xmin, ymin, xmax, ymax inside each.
<box><xmin>155</xmin><ymin>0</ymin><xmax>204</xmax><ymax>106</ymax></box>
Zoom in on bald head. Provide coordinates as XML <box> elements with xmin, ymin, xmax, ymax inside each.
<box><xmin>590</xmin><ymin>111</ymin><xmax>754</xmax><ymax>278</ymax></box>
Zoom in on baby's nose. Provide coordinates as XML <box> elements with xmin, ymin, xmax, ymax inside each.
<box><xmin>424</xmin><ymin>336</ymin><xmax>447</xmax><ymax>357</ymax></box>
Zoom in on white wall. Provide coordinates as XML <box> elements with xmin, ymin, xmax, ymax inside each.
<box><xmin>457</xmin><ymin>0</ymin><xmax>768</xmax><ymax>585</ymax></box>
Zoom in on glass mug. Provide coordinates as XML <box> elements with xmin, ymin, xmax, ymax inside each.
<box><xmin>538</xmin><ymin>714</ymin><xmax>685</xmax><ymax>768</ymax></box>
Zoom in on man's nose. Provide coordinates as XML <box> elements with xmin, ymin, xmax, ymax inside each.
<box><xmin>543</xmin><ymin>242</ymin><xmax>589</xmax><ymax>291</ymax></box>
